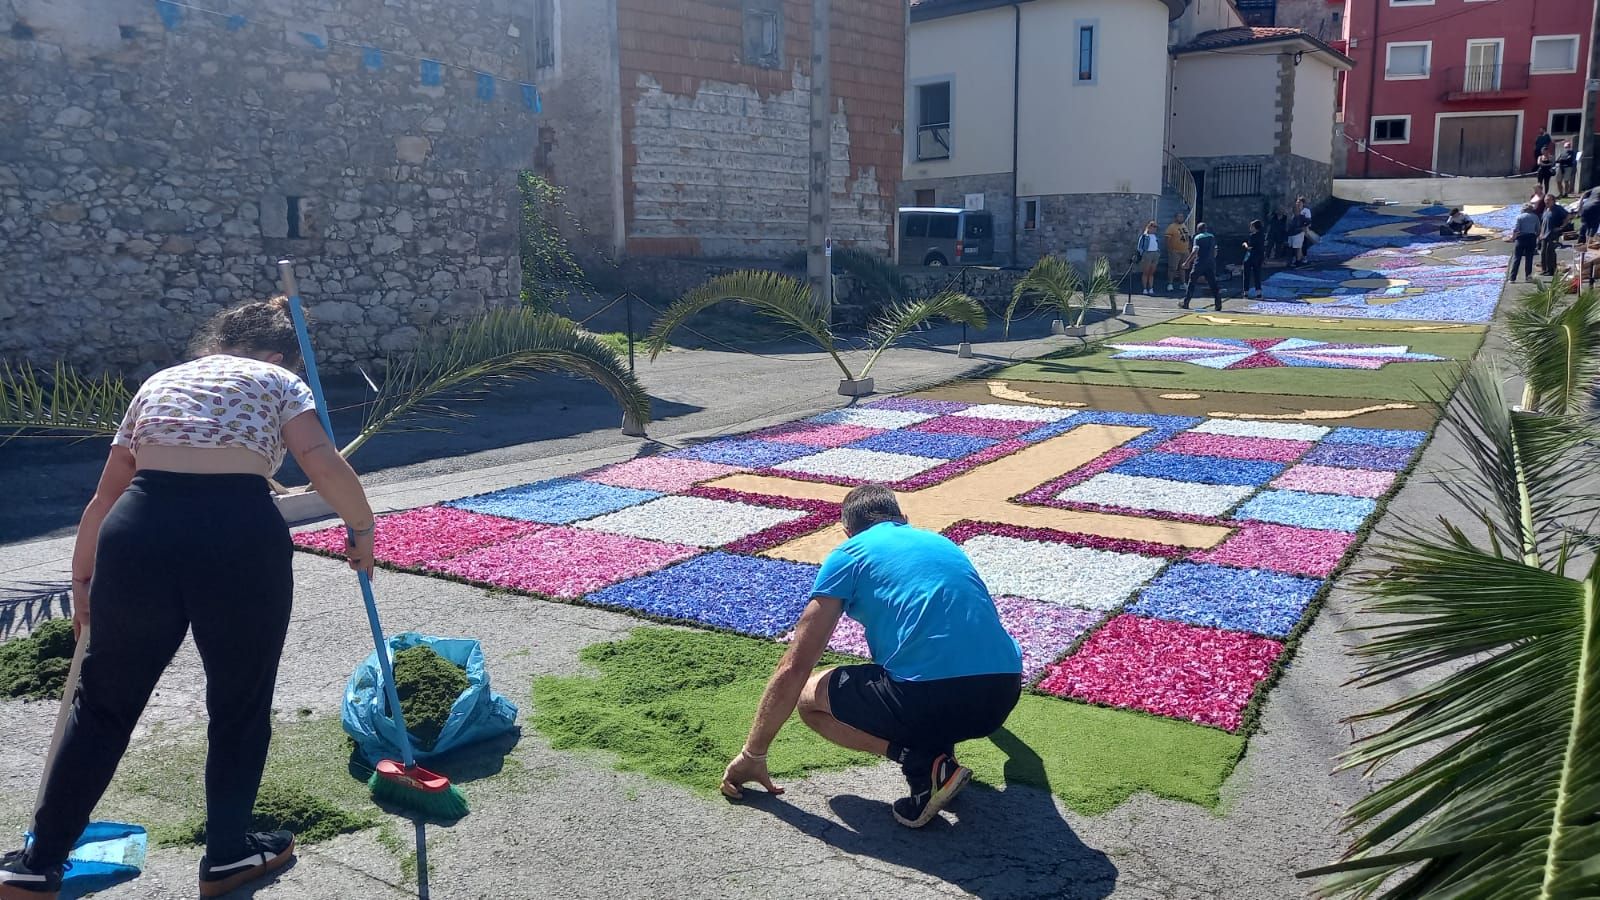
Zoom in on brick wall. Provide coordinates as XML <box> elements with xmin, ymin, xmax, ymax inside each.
<box><xmin>616</xmin><ymin>0</ymin><xmax>902</xmax><ymax>259</ymax></box>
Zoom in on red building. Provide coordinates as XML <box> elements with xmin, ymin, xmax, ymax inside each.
<box><xmin>1343</xmin><ymin>0</ymin><xmax>1589</xmax><ymax>178</ymax></box>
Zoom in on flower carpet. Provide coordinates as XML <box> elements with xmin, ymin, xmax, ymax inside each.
<box><xmin>293</xmin><ymin>206</ymin><xmax>1508</xmax><ymax>813</ymax></box>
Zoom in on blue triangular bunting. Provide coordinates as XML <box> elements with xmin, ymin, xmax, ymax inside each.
<box><xmin>420</xmin><ymin>59</ymin><xmax>443</xmax><ymax>86</ymax></box>
<box><xmin>299</xmin><ymin>31</ymin><xmax>327</xmax><ymax>50</ymax></box>
<box><xmin>154</xmin><ymin>0</ymin><xmax>182</xmax><ymax>30</ymax></box>
<box><xmin>520</xmin><ymin>83</ymin><xmax>541</xmax><ymax>113</ymax></box>
<box><xmin>225</xmin><ymin>14</ymin><xmax>246</xmax><ymax>31</ymax></box>
<box><xmin>362</xmin><ymin>46</ymin><xmax>383</xmax><ymax>70</ymax></box>
<box><xmin>476</xmin><ymin>73</ymin><xmax>495</xmax><ymax>101</ymax></box>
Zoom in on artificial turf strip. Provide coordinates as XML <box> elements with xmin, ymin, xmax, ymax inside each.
<box><xmin>996</xmin><ymin>320</ymin><xmax>1482</xmax><ymax>401</ymax></box>
<box><xmin>530</xmin><ymin>628</ymin><xmax>1242</xmax><ymax>816</ymax></box>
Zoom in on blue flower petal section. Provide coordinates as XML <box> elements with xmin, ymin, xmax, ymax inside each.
<box><xmin>448</xmin><ymin>479</ymin><xmax>660</xmax><ymax>524</ymax></box>
<box><xmin>1235</xmin><ymin>490</ymin><xmax>1377</xmax><ymax>532</ymax></box>
<box><xmin>1322</xmin><ymin>427</ymin><xmax>1428</xmax><ymax>449</ymax></box>
<box><xmin>587</xmin><ymin>553</ymin><xmax>820</xmax><ymax>637</ymax></box>
<box><xmin>667</xmin><ymin>439</ymin><xmax>818</xmax><ymax>467</ymax></box>
<box><xmin>1111</xmin><ymin>452</ymin><xmax>1285</xmax><ymax>486</ymax></box>
<box><xmin>1127</xmin><ymin>562</ymin><xmax>1322</xmax><ymax>638</ymax></box>
<box><xmin>1302</xmin><ymin>443</ymin><xmax>1415</xmax><ymax>471</ymax></box>
<box><xmin>849</xmin><ymin>430</ymin><xmax>998</xmax><ymax>459</ymax></box>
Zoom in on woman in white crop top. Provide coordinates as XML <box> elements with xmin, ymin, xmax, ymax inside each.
<box><xmin>8</xmin><ymin>297</ymin><xmax>375</xmax><ymax>896</ymax></box>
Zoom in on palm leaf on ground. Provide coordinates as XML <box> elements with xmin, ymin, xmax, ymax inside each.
<box><xmin>859</xmin><ymin>290</ymin><xmax>987</xmax><ymax>378</ymax></box>
<box><xmin>1302</xmin><ymin>365</ymin><xmax>1600</xmax><ymax>899</ymax></box>
<box><xmin>643</xmin><ymin>271</ymin><xmax>850</xmax><ymax>378</ymax></box>
<box><xmin>343</xmin><ymin>310</ymin><xmax>650</xmax><ymax>458</ymax></box>
<box><xmin>1505</xmin><ymin>283</ymin><xmax>1600</xmax><ymax>415</ymax></box>
<box><xmin>1003</xmin><ymin>256</ymin><xmax>1080</xmax><ymax>338</ymax></box>
<box><xmin>0</xmin><ymin>361</ymin><xmax>135</xmax><ymax>444</ymax></box>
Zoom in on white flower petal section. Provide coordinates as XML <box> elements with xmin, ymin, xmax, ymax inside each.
<box><xmin>810</xmin><ymin>408</ymin><xmax>936</xmax><ymax>429</ymax></box>
<box><xmin>772</xmin><ymin>448</ymin><xmax>943</xmax><ymax>481</ymax></box>
<box><xmin>961</xmin><ymin>535</ymin><xmax>1167</xmax><ymax>609</ymax></box>
<box><xmin>1059</xmin><ymin>473</ymin><xmax>1253</xmax><ymax>516</ymax></box>
<box><xmin>950</xmin><ymin>403</ymin><xmax>1079</xmax><ymax>423</ymax></box>
<box><xmin>1190</xmin><ymin>419</ymin><xmax>1330</xmax><ymax>441</ymax></box>
<box><xmin>575</xmin><ymin>496</ymin><xmax>805</xmax><ymax>547</ymax></box>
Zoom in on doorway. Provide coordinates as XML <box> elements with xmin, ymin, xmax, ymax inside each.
<box><xmin>1434</xmin><ymin>114</ymin><xmax>1518</xmax><ymax>177</ymax></box>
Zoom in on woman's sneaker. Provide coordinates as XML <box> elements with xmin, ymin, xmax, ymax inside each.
<box><xmin>198</xmin><ymin>830</ymin><xmax>295</xmax><ymax>897</ymax></box>
<box><xmin>892</xmin><ymin>754</ymin><xmax>972</xmax><ymax>829</ymax></box>
<box><xmin>0</xmin><ymin>849</ymin><xmax>63</xmax><ymax>900</ymax></box>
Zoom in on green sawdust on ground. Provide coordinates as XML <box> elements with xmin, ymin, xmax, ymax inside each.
<box><xmin>0</xmin><ymin>619</ymin><xmax>75</xmax><ymax>701</ymax></box>
<box><xmin>99</xmin><ymin>717</ymin><xmax>380</xmax><ymax>848</ymax></box>
<box><xmin>392</xmin><ymin>645</ymin><xmax>469</xmax><ymax>753</ymax></box>
<box><xmin>998</xmin><ymin>320</ymin><xmax>1483</xmax><ymax>401</ymax></box>
<box><xmin>531</xmin><ymin>629</ymin><xmax>1243</xmax><ymax>816</ymax></box>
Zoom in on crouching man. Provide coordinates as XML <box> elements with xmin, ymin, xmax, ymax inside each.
<box><xmin>720</xmin><ymin>485</ymin><xmax>1022</xmax><ymax>828</ymax></box>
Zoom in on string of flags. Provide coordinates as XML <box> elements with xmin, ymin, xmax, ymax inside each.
<box><xmin>150</xmin><ymin>0</ymin><xmax>542</xmax><ymax>114</ymax></box>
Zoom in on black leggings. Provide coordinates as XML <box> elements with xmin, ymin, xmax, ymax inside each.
<box><xmin>1242</xmin><ymin>258</ymin><xmax>1263</xmax><ymax>292</ymax></box>
<box><xmin>28</xmin><ymin>471</ymin><xmax>292</xmax><ymax>868</ymax></box>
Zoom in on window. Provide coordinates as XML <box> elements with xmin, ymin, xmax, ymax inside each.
<box><xmin>913</xmin><ymin>189</ymin><xmax>936</xmax><ymax>207</ymax></box>
<box><xmin>1371</xmin><ymin>116</ymin><xmax>1410</xmax><ymax>144</ymax></box>
<box><xmin>963</xmin><ymin>214</ymin><xmax>992</xmax><ymax>240</ymax></box>
<box><xmin>1022</xmin><ymin>198</ymin><xmax>1040</xmax><ymax>231</ymax></box>
<box><xmin>905</xmin><ymin>214</ymin><xmax>929</xmax><ymax>238</ymax></box>
<box><xmin>1389</xmin><ymin>0</ymin><xmax>1434</xmax><ymax>6</ymax></box>
<box><xmin>915</xmin><ymin>81</ymin><xmax>951</xmax><ymax>161</ymax></box>
<box><xmin>285</xmin><ymin>196</ymin><xmax>303</xmax><ymax>239</ymax></box>
<box><xmin>1384</xmin><ymin>41</ymin><xmax>1430</xmax><ymax>79</ymax></box>
<box><xmin>1530</xmin><ymin>35</ymin><xmax>1580</xmax><ymax>74</ymax></box>
<box><xmin>534</xmin><ymin>0</ymin><xmax>556</xmax><ymax>69</ymax></box>
<box><xmin>1550</xmin><ymin>111</ymin><xmax>1582</xmax><ymax>136</ymax></box>
<box><xmin>928</xmin><ymin>215</ymin><xmax>958</xmax><ymax>240</ymax></box>
<box><xmin>742</xmin><ymin>1</ymin><xmax>782</xmax><ymax>70</ymax></box>
<box><xmin>1211</xmin><ymin>163</ymin><xmax>1263</xmax><ymax>197</ymax></box>
<box><xmin>1076</xmin><ymin>22</ymin><xmax>1097</xmax><ymax>84</ymax></box>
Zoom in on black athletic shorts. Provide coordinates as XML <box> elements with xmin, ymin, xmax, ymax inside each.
<box><xmin>826</xmin><ymin>664</ymin><xmax>1022</xmax><ymax>753</ymax></box>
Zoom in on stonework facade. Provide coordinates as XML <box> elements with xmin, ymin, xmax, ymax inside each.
<box><xmin>896</xmin><ymin>172</ymin><xmax>1014</xmax><ymax>263</ymax></box>
<box><xmin>614</xmin><ymin>0</ymin><xmax>903</xmax><ymax>259</ymax></box>
<box><xmin>1182</xmin><ymin>153</ymin><xmax>1332</xmax><ymax>240</ymax></box>
<box><xmin>1016</xmin><ymin>194</ymin><xmax>1161</xmax><ymax>269</ymax></box>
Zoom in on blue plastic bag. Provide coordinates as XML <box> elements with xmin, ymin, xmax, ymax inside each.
<box><xmin>342</xmin><ymin>632</ymin><xmax>519</xmax><ymax>766</ymax></box>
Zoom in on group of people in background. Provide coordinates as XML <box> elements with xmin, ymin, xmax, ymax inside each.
<box><xmin>1510</xmin><ymin>186</ymin><xmax>1597</xmax><ymax>284</ymax></box>
<box><xmin>1532</xmin><ymin>128</ymin><xmax>1578</xmax><ymax>199</ymax></box>
<box><xmin>1136</xmin><ymin>198</ymin><xmax>1311</xmax><ymax>303</ymax></box>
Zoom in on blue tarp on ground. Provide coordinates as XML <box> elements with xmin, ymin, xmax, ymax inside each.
<box><xmin>343</xmin><ymin>632</ymin><xmax>519</xmax><ymax>766</ymax></box>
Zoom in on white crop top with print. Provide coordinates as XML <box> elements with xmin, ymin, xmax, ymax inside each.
<box><xmin>112</xmin><ymin>355</ymin><xmax>318</xmax><ymax>474</ymax></box>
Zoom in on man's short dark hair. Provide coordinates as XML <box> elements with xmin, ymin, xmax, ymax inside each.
<box><xmin>841</xmin><ymin>484</ymin><xmax>906</xmax><ymax>536</ymax></box>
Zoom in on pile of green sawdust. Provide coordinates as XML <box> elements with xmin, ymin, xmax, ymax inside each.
<box><xmin>532</xmin><ymin>628</ymin><xmax>1245</xmax><ymax>815</ymax></box>
<box><xmin>101</xmin><ymin>717</ymin><xmax>380</xmax><ymax>849</ymax></box>
<box><xmin>0</xmin><ymin>619</ymin><xmax>75</xmax><ymax>701</ymax></box>
<box><xmin>392</xmin><ymin>645</ymin><xmax>469</xmax><ymax>752</ymax></box>
<box><xmin>158</xmin><ymin>783</ymin><xmax>375</xmax><ymax>848</ymax></box>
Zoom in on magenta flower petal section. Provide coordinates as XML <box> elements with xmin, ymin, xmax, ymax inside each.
<box><xmin>1189</xmin><ymin>522</ymin><xmax>1356</xmax><ymax>577</ymax></box>
<box><xmin>294</xmin><ymin>506</ymin><xmax>542</xmax><ymax>568</ymax></box>
<box><xmin>1155</xmin><ymin>433</ymin><xmax>1315</xmax><ymax>463</ymax></box>
<box><xmin>1037</xmin><ymin>615</ymin><xmax>1283</xmax><ymax>731</ymax></box>
<box><xmin>426</xmin><ymin>527</ymin><xmax>701</xmax><ymax>598</ymax></box>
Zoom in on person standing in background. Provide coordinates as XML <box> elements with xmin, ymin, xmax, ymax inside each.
<box><xmin>1555</xmin><ymin>141</ymin><xmax>1576</xmax><ymax>198</ymax></box>
<box><xmin>1533</xmin><ymin>126</ymin><xmax>1552</xmax><ymax>163</ymax></box>
<box><xmin>1510</xmin><ymin>203</ymin><xmax>1540</xmax><ymax>283</ymax></box>
<box><xmin>1539</xmin><ymin>198</ymin><xmax>1568</xmax><ymax>278</ymax></box>
<box><xmin>1137</xmin><ymin>221</ymin><xmax>1162</xmax><ymax>296</ymax></box>
<box><xmin>1164</xmin><ymin>212</ymin><xmax>1191</xmax><ymax>292</ymax></box>
<box><xmin>1535</xmin><ymin>147</ymin><xmax>1556</xmax><ymax>196</ymax></box>
<box><xmin>1239</xmin><ymin>220</ymin><xmax>1265</xmax><ymax>299</ymax></box>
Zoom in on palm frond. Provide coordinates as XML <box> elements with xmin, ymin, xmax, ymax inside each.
<box><xmin>1078</xmin><ymin>257</ymin><xmax>1119</xmax><ymax>326</ymax></box>
<box><xmin>859</xmin><ymin>290</ymin><xmax>988</xmax><ymax>378</ymax></box>
<box><xmin>0</xmin><ymin>361</ymin><xmax>135</xmax><ymax>443</ymax></box>
<box><xmin>345</xmin><ymin>310</ymin><xmax>651</xmax><ymax>458</ymax></box>
<box><xmin>1505</xmin><ymin>285</ymin><xmax>1600</xmax><ymax>415</ymax></box>
<box><xmin>1003</xmin><ymin>256</ymin><xmax>1080</xmax><ymax>337</ymax></box>
<box><xmin>643</xmin><ymin>271</ymin><xmax>849</xmax><ymax>378</ymax></box>
<box><xmin>1304</xmin><ymin>360</ymin><xmax>1600</xmax><ymax>899</ymax></box>
<box><xmin>832</xmin><ymin>247</ymin><xmax>910</xmax><ymax>306</ymax></box>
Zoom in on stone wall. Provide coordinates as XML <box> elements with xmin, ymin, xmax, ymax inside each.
<box><xmin>615</xmin><ymin>0</ymin><xmax>902</xmax><ymax>259</ymax></box>
<box><xmin>0</xmin><ymin>0</ymin><xmax>538</xmax><ymax>374</ymax></box>
<box><xmin>897</xmin><ymin>172</ymin><xmax>1014</xmax><ymax>264</ymax></box>
<box><xmin>1270</xmin><ymin>0</ymin><xmax>1341</xmax><ymax>41</ymax></box>
<box><xmin>1016</xmin><ymin>193</ymin><xmax>1161</xmax><ymax>269</ymax></box>
<box><xmin>1182</xmin><ymin>153</ymin><xmax>1331</xmax><ymax>242</ymax></box>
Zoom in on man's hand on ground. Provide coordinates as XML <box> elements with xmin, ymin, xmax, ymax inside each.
<box><xmin>720</xmin><ymin>752</ymin><xmax>783</xmax><ymax>800</ymax></box>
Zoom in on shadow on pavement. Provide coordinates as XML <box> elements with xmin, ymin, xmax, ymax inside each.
<box><xmin>745</xmin><ymin>728</ymin><xmax>1118</xmax><ymax>899</ymax></box>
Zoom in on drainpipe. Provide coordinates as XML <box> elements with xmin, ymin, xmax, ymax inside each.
<box><xmin>1362</xmin><ymin>0</ymin><xmax>1379</xmax><ymax>177</ymax></box>
<box><xmin>1011</xmin><ymin>2</ymin><xmax>1021</xmax><ymax>264</ymax></box>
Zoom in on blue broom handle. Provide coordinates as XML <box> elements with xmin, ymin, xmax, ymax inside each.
<box><xmin>278</xmin><ymin>260</ymin><xmax>418</xmax><ymax>769</ymax></box>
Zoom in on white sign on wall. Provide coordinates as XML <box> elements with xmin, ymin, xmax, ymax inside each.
<box><xmin>964</xmin><ymin>193</ymin><xmax>985</xmax><ymax>211</ymax></box>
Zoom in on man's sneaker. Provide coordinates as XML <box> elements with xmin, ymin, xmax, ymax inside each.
<box><xmin>0</xmin><ymin>850</ymin><xmax>62</xmax><ymax>900</ymax></box>
<box><xmin>198</xmin><ymin>831</ymin><xmax>295</xmax><ymax>897</ymax></box>
<box><xmin>892</xmin><ymin>754</ymin><xmax>972</xmax><ymax>829</ymax></box>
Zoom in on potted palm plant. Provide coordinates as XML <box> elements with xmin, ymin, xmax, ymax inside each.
<box><xmin>1003</xmin><ymin>256</ymin><xmax>1081</xmax><ymax>338</ymax></box>
<box><xmin>643</xmin><ymin>270</ymin><xmax>986</xmax><ymax>396</ymax></box>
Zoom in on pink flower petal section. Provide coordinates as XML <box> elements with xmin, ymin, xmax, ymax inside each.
<box><xmin>911</xmin><ymin>416</ymin><xmax>1037</xmax><ymax>439</ymax></box>
<box><xmin>1271</xmin><ymin>464</ymin><xmax>1396</xmax><ymax>499</ymax></box>
<box><xmin>585</xmin><ymin>457</ymin><xmax>744</xmax><ymax>492</ymax></box>
<box><xmin>1157</xmin><ymin>432</ymin><xmax>1314</xmax><ymax>463</ymax></box>
<box><xmin>426</xmin><ymin>527</ymin><xmax>701</xmax><ymax>598</ymax></box>
<box><xmin>294</xmin><ymin>506</ymin><xmax>541</xmax><ymax>568</ymax></box>
<box><xmin>755</xmin><ymin>423</ymin><xmax>883</xmax><ymax>447</ymax></box>
<box><xmin>1190</xmin><ymin>522</ymin><xmax>1356</xmax><ymax>577</ymax></box>
<box><xmin>995</xmin><ymin>596</ymin><xmax>1103</xmax><ymax>682</ymax></box>
<box><xmin>1038</xmin><ymin>615</ymin><xmax>1283</xmax><ymax>731</ymax></box>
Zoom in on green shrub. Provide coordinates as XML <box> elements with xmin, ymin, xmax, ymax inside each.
<box><xmin>0</xmin><ymin>619</ymin><xmax>76</xmax><ymax>701</ymax></box>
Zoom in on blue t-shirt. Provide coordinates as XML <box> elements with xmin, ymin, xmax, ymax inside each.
<box><xmin>810</xmin><ymin>522</ymin><xmax>1022</xmax><ymax>682</ymax></box>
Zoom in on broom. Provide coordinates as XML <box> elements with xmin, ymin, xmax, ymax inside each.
<box><xmin>276</xmin><ymin>260</ymin><xmax>468</xmax><ymax>828</ymax></box>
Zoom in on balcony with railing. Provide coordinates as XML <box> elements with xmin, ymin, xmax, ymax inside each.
<box><xmin>1441</xmin><ymin>63</ymin><xmax>1531</xmax><ymax>102</ymax></box>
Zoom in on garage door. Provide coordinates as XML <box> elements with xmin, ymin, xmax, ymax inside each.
<box><xmin>1435</xmin><ymin>115</ymin><xmax>1518</xmax><ymax>177</ymax></box>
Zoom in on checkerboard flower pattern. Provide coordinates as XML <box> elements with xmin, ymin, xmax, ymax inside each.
<box><xmin>295</xmin><ymin>398</ymin><xmax>1425</xmax><ymax>733</ymax></box>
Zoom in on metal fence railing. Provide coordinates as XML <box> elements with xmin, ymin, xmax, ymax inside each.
<box><xmin>1211</xmin><ymin>162</ymin><xmax>1262</xmax><ymax>198</ymax></box>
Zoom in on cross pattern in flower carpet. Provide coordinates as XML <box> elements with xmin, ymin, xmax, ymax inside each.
<box><xmin>1107</xmin><ymin>336</ymin><xmax>1445</xmax><ymax>370</ymax></box>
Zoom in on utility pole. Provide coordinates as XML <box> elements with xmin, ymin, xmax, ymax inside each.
<box><xmin>1581</xmin><ymin>0</ymin><xmax>1600</xmax><ymax>190</ymax></box>
<box><xmin>807</xmin><ymin>0</ymin><xmax>832</xmax><ymax>316</ymax></box>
